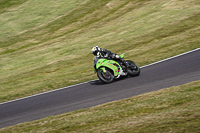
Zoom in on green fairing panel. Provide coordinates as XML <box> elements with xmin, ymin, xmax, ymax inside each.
<box><xmin>119</xmin><ymin>53</ymin><xmax>125</xmax><ymax>58</ymax></box>
<box><xmin>96</xmin><ymin>59</ymin><xmax>120</xmax><ymax>76</ymax></box>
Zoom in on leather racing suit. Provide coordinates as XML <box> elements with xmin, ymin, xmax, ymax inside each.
<box><xmin>96</xmin><ymin>48</ymin><xmax>130</xmax><ymax>71</ymax></box>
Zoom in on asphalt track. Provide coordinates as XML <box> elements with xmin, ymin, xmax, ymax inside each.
<box><xmin>0</xmin><ymin>48</ymin><xmax>200</xmax><ymax>129</ymax></box>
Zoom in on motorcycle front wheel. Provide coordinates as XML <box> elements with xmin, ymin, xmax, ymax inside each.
<box><xmin>97</xmin><ymin>68</ymin><xmax>114</xmax><ymax>83</ymax></box>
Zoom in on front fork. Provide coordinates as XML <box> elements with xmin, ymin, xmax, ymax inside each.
<box><xmin>100</xmin><ymin>67</ymin><xmax>107</xmax><ymax>73</ymax></box>
<box><xmin>94</xmin><ymin>67</ymin><xmax>107</xmax><ymax>73</ymax></box>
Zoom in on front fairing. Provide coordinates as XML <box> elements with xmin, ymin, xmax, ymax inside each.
<box><xmin>93</xmin><ymin>56</ymin><xmax>121</xmax><ymax>77</ymax></box>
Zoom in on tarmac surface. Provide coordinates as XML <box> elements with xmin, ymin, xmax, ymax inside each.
<box><xmin>0</xmin><ymin>48</ymin><xmax>200</xmax><ymax>128</ymax></box>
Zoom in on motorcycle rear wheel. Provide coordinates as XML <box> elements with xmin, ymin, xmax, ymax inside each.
<box><xmin>126</xmin><ymin>60</ymin><xmax>140</xmax><ymax>77</ymax></box>
<box><xmin>97</xmin><ymin>68</ymin><xmax>114</xmax><ymax>83</ymax></box>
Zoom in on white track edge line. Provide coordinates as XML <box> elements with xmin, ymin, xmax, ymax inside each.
<box><xmin>1</xmin><ymin>48</ymin><xmax>200</xmax><ymax>105</ymax></box>
<box><xmin>140</xmin><ymin>47</ymin><xmax>200</xmax><ymax>68</ymax></box>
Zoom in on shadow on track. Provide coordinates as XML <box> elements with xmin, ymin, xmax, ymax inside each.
<box><xmin>89</xmin><ymin>76</ymin><xmax>129</xmax><ymax>85</ymax></box>
<box><xmin>89</xmin><ymin>80</ymin><xmax>105</xmax><ymax>85</ymax></box>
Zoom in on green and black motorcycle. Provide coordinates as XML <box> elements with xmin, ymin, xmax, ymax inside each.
<box><xmin>93</xmin><ymin>53</ymin><xmax>140</xmax><ymax>83</ymax></box>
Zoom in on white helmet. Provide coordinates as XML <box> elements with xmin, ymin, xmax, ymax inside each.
<box><xmin>91</xmin><ymin>46</ymin><xmax>100</xmax><ymax>56</ymax></box>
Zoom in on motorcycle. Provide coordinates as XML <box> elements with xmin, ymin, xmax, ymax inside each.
<box><xmin>93</xmin><ymin>53</ymin><xmax>140</xmax><ymax>83</ymax></box>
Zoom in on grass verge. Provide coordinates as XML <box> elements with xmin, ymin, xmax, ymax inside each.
<box><xmin>0</xmin><ymin>80</ymin><xmax>199</xmax><ymax>132</ymax></box>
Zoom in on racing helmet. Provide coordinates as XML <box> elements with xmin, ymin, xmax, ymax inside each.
<box><xmin>91</xmin><ymin>46</ymin><xmax>100</xmax><ymax>56</ymax></box>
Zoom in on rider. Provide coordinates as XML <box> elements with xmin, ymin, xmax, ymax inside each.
<box><xmin>91</xmin><ymin>46</ymin><xmax>133</xmax><ymax>71</ymax></box>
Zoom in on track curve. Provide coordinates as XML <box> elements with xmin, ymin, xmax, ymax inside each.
<box><xmin>0</xmin><ymin>48</ymin><xmax>200</xmax><ymax>128</ymax></box>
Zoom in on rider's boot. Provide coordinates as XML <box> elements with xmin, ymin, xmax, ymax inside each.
<box><xmin>121</xmin><ymin>65</ymin><xmax>127</xmax><ymax>72</ymax></box>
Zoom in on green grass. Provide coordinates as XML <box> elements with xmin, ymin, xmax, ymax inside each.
<box><xmin>0</xmin><ymin>0</ymin><xmax>29</xmax><ymax>14</ymax></box>
<box><xmin>0</xmin><ymin>0</ymin><xmax>200</xmax><ymax>103</ymax></box>
<box><xmin>0</xmin><ymin>80</ymin><xmax>199</xmax><ymax>132</ymax></box>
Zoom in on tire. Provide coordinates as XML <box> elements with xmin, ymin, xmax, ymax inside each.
<box><xmin>126</xmin><ymin>60</ymin><xmax>140</xmax><ymax>77</ymax></box>
<box><xmin>97</xmin><ymin>68</ymin><xmax>114</xmax><ymax>83</ymax></box>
